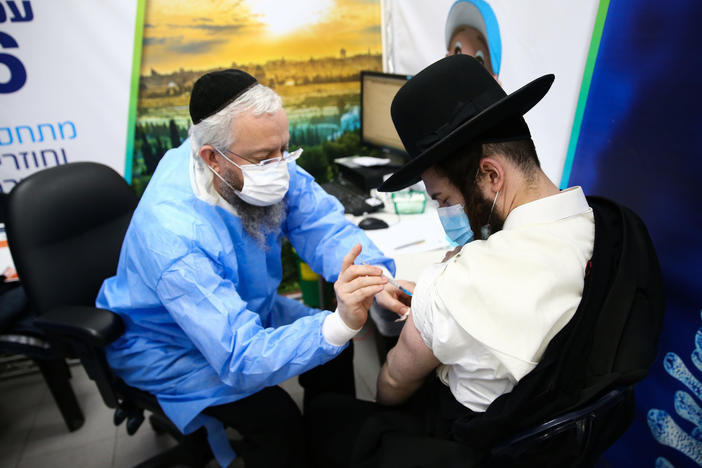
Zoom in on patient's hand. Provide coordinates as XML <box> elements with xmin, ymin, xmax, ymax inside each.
<box><xmin>334</xmin><ymin>244</ymin><xmax>387</xmax><ymax>330</ymax></box>
<box><xmin>375</xmin><ymin>280</ymin><xmax>414</xmax><ymax>318</ymax></box>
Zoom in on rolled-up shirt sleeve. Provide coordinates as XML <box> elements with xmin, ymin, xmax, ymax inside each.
<box><xmin>409</xmin><ymin>263</ymin><xmax>445</xmax><ymax>350</ymax></box>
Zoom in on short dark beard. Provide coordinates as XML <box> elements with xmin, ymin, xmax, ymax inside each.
<box><xmin>434</xmin><ymin>139</ymin><xmax>538</xmax><ymax>238</ymax></box>
<box><xmin>466</xmin><ymin>182</ymin><xmax>505</xmax><ymax>238</ymax></box>
<box><xmin>218</xmin><ymin>166</ymin><xmax>286</xmax><ymax>248</ymax></box>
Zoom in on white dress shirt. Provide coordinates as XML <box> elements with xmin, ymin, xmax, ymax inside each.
<box><xmin>412</xmin><ymin>187</ymin><xmax>595</xmax><ymax>412</ymax></box>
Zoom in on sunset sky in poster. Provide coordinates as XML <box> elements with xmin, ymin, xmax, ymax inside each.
<box><xmin>141</xmin><ymin>0</ymin><xmax>382</xmax><ymax>74</ymax></box>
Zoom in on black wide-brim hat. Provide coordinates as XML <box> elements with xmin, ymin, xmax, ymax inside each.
<box><xmin>378</xmin><ymin>54</ymin><xmax>554</xmax><ymax>192</ymax></box>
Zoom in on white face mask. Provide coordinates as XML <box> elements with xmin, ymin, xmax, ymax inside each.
<box><xmin>211</xmin><ymin>148</ymin><xmax>292</xmax><ymax>207</ymax></box>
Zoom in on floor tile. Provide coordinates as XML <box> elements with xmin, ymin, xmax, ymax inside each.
<box><xmin>0</xmin><ymin>446</ymin><xmax>22</xmax><ymax>468</ymax></box>
<box><xmin>23</xmin><ymin>366</ymin><xmax>117</xmax><ymax>457</ymax></box>
<box><xmin>17</xmin><ymin>435</ymin><xmax>114</xmax><ymax>468</ymax></box>
<box><xmin>0</xmin><ymin>372</ymin><xmax>46</xmax><ymax>465</ymax></box>
<box><xmin>113</xmin><ymin>424</ymin><xmax>178</xmax><ymax>468</ymax></box>
<box><xmin>0</xmin><ymin>372</ymin><xmax>46</xmax><ymax>430</ymax></box>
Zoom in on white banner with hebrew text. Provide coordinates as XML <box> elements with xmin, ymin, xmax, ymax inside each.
<box><xmin>0</xmin><ymin>0</ymin><xmax>138</xmax><ymax>193</ymax></box>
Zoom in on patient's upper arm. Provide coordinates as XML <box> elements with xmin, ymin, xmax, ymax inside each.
<box><xmin>386</xmin><ymin>313</ymin><xmax>440</xmax><ymax>385</ymax></box>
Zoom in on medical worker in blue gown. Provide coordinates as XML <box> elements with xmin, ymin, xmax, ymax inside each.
<box><xmin>96</xmin><ymin>69</ymin><xmax>411</xmax><ymax>468</ymax></box>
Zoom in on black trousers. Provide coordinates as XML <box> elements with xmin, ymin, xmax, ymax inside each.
<box><xmin>204</xmin><ymin>343</ymin><xmax>355</xmax><ymax>468</ymax></box>
<box><xmin>305</xmin><ymin>376</ymin><xmax>485</xmax><ymax>468</ymax></box>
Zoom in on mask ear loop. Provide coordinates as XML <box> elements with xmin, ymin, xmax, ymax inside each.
<box><xmin>480</xmin><ymin>190</ymin><xmax>499</xmax><ymax>240</ymax></box>
<box><xmin>209</xmin><ymin>147</ymin><xmax>248</xmax><ymax>193</ymax></box>
<box><xmin>207</xmin><ymin>163</ymin><xmax>240</xmax><ymax>193</ymax></box>
<box><xmin>214</xmin><ymin>147</ymin><xmax>244</xmax><ymax>170</ymax></box>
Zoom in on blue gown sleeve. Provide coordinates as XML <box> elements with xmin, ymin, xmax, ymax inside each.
<box><xmin>156</xmin><ymin>248</ymin><xmax>345</xmax><ymax>394</ymax></box>
<box><xmin>269</xmin><ymin>294</ymin><xmax>318</xmax><ymax>327</ymax></box>
<box><xmin>283</xmin><ymin>163</ymin><xmax>396</xmax><ymax>281</ymax></box>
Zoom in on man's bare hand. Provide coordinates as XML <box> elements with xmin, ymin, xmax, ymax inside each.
<box><xmin>375</xmin><ymin>279</ymin><xmax>415</xmax><ymax>318</ymax></box>
<box><xmin>334</xmin><ymin>244</ymin><xmax>387</xmax><ymax>330</ymax></box>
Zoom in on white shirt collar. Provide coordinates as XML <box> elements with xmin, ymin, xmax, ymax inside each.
<box><xmin>503</xmin><ymin>186</ymin><xmax>590</xmax><ymax>230</ymax></box>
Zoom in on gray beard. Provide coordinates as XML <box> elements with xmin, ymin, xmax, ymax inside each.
<box><xmin>218</xmin><ymin>170</ymin><xmax>286</xmax><ymax>248</ymax></box>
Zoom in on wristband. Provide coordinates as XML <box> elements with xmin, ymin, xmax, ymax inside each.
<box><xmin>322</xmin><ymin>309</ymin><xmax>361</xmax><ymax>346</ymax></box>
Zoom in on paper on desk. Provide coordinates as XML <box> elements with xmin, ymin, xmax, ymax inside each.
<box><xmin>350</xmin><ymin>156</ymin><xmax>391</xmax><ymax>167</ymax></box>
<box><xmin>364</xmin><ymin>217</ymin><xmax>451</xmax><ymax>256</ymax></box>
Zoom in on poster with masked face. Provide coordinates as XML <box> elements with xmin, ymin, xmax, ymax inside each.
<box><xmin>381</xmin><ymin>0</ymin><xmax>601</xmax><ymax>190</ymax></box>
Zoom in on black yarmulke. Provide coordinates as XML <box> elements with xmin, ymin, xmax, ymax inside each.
<box><xmin>189</xmin><ymin>69</ymin><xmax>258</xmax><ymax>124</ymax></box>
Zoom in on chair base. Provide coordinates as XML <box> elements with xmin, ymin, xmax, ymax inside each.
<box><xmin>35</xmin><ymin>357</ymin><xmax>85</xmax><ymax>432</ymax></box>
<box><xmin>0</xmin><ymin>314</ymin><xmax>85</xmax><ymax>432</ymax></box>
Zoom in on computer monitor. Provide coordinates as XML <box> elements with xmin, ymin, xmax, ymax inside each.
<box><xmin>360</xmin><ymin>71</ymin><xmax>410</xmax><ymax>158</ymax></box>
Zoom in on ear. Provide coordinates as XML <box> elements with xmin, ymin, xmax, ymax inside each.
<box><xmin>200</xmin><ymin>145</ymin><xmax>220</xmax><ymax>172</ymax></box>
<box><xmin>477</xmin><ymin>157</ymin><xmax>504</xmax><ymax>195</ymax></box>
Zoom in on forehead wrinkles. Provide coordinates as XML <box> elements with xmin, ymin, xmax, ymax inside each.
<box><xmin>232</xmin><ymin>110</ymin><xmax>288</xmax><ymax>153</ymax></box>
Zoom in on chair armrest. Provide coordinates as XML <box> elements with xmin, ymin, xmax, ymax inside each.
<box><xmin>34</xmin><ymin>306</ymin><xmax>125</xmax><ymax>348</ymax></box>
<box><xmin>490</xmin><ymin>387</ymin><xmax>631</xmax><ymax>460</ymax></box>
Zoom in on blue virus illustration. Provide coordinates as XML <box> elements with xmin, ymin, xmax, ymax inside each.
<box><xmin>648</xmin><ymin>310</ymin><xmax>702</xmax><ymax>466</ymax></box>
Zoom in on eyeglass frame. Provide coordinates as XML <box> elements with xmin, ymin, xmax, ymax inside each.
<box><xmin>213</xmin><ymin>146</ymin><xmax>303</xmax><ymax>169</ymax></box>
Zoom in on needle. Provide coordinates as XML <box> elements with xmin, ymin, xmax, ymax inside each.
<box><xmin>359</xmin><ymin>262</ymin><xmax>412</xmax><ymax>297</ymax></box>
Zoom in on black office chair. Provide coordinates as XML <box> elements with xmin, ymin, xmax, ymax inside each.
<box><xmin>346</xmin><ymin>196</ymin><xmax>664</xmax><ymax>468</ymax></box>
<box><xmin>485</xmin><ymin>386</ymin><xmax>634</xmax><ymax>467</ymax></box>
<box><xmin>6</xmin><ymin>162</ymin><xmax>216</xmax><ymax>467</ymax></box>
<box><xmin>461</xmin><ymin>196</ymin><xmax>665</xmax><ymax>467</ymax></box>
<box><xmin>0</xmin><ymin>192</ymin><xmax>84</xmax><ymax>432</ymax></box>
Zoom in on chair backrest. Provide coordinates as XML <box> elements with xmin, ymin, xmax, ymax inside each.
<box><xmin>347</xmin><ymin>197</ymin><xmax>664</xmax><ymax>467</ymax></box>
<box><xmin>0</xmin><ymin>192</ymin><xmax>7</xmax><ymax>223</ymax></box>
<box><xmin>6</xmin><ymin>162</ymin><xmax>137</xmax><ymax>313</ymax></box>
<box><xmin>489</xmin><ymin>386</ymin><xmax>635</xmax><ymax>467</ymax></box>
<box><xmin>449</xmin><ymin>196</ymin><xmax>665</xmax><ymax>464</ymax></box>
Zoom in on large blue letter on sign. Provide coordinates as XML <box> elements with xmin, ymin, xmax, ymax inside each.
<box><xmin>0</xmin><ymin>31</ymin><xmax>27</xmax><ymax>93</ymax></box>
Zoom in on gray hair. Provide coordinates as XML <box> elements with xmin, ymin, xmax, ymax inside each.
<box><xmin>189</xmin><ymin>83</ymin><xmax>283</xmax><ymax>158</ymax></box>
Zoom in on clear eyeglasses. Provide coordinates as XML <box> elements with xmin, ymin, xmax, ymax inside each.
<box><xmin>216</xmin><ymin>146</ymin><xmax>303</xmax><ymax>168</ymax></box>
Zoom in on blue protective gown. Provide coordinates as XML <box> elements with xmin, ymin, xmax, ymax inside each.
<box><xmin>97</xmin><ymin>139</ymin><xmax>394</xmax><ymax>466</ymax></box>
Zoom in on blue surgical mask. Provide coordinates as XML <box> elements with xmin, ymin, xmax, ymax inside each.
<box><xmin>437</xmin><ymin>204</ymin><xmax>474</xmax><ymax>246</ymax></box>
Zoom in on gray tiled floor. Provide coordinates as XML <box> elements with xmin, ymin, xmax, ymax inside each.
<box><xmin>0</xmin><ymin>321</ymin><xmax>383</xmax><ymax>468</ymax></box>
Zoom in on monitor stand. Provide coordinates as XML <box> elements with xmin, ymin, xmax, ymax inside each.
<box><xmin>333</xmin><ymin>153</ymin><xmax>405</xmax><ymax>192</ymax></box>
